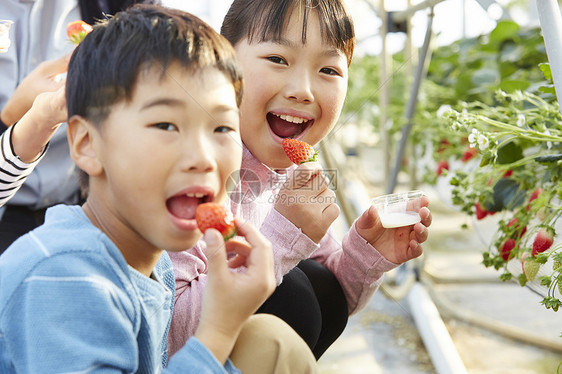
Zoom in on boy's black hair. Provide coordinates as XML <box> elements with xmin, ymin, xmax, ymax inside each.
<box><xmin>220</xmin><ymin>0</ymin><xmax>355</xmax><ymax>67</ymax></box>
<box><xmin>67</xmin><ymin>4</ymin><xmax>243</xmax><ymax>124</ymax></box>
<box><xmin>66</xmin><ymin>4</ymin><xmax>243</xmax><ymax>196</ymax></box>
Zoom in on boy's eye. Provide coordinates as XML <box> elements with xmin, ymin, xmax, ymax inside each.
<box><xmin>320</xmin><ymin>67</ymin><xmax>341</xmax><ymax>76</ymax></box>
<box><xmin>154</xmin><ymin>122</ymin><xmax>177</xmax><ymax>131</ymax></box>
<box><xmin>266</xmin><ymin>56</ymin><xmax>287</xmax><ymax>65</ymax></box>
<box><xmin>215</xmin><ymin>125</ymin><xmax>234</xmax><ymax>133</ymax></box>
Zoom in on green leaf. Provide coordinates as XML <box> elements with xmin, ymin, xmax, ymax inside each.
<box><xmin>539</xmin><ymin>84</ymin><xmax>556</xmax><ymax>95</ymax></box>
<box><xmin>472</xmin><ymin>68</ymin><xmax>500</xmax><ymax>86</ymax></box>
<box><xmin>518</xmin><ymin>273</ymin><xmax>527</xmax><ymax>286</ymax></box>
<box><xmin>539</xmin><ymin>63</ymin><xmax>552</xmax><ymax>81</ymax></box>
<box><xmin>490</xmin><ymin>20</ymin><xmax>520</xmax><ymax>43</ymax></box>
<box><xmin>489</xmin><ymin>178</ymin><xmax>526</xmax><ymax>211</ymax></box>
<box><xmin>496</xmin><ymin>141</ymin><xmax>523</xmax><ymax>164</ymax></box>
<box><xmin>499</xmin><ymin>80</ymin><xmax>530</xmax><ymax>92</ymax></box>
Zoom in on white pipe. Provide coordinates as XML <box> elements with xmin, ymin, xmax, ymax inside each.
<box><xmin>536</xmin><ymin>0</ymin><xmax>562</xmax><ymax>114</ymax></box>
<box><xmin>407</xmin><ymin>283</ymin><xmax>468</xmax><ymax>374</ymax></box>
<box><xmin>392</xmin><ymin>0</ymin><xmax>446</xmax><ymax>22</ymax></box>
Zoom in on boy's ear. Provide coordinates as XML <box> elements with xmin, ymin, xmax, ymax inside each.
<box><xmin>67</xmin><ymin>115</ymin><xmax>103</xmax><ymax>177</ymax></box>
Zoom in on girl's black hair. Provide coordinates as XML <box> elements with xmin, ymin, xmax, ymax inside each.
<box><xmin>220</xmin><ymin>0</ymin><xmax>355</xmax><ymax>66</ymax></box>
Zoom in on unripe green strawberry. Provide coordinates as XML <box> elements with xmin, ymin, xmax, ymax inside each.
<box><xmin>282</xmin><ymin>138</ymin><xmax>318</xmax><ymax>165</ymax></box>
<box><xmin>195</xmin><ymin>202</ymin><xmax>237</xmax><ymax>241</ymax></box>
<box><xmin>521</xmin><ymin>253</ymin><xmax>540</xmax><ymax>281</ymax></box>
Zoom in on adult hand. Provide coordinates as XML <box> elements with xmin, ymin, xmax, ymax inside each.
<box><xmin>1</xmin><ymin>54</ymin><xmax>70</xmax><ymax>126</ymax></box>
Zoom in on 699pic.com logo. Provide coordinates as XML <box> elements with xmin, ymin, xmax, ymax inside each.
<box><xmin>225</xmin><ymin>168</ymin><xmax>262</xmax><ymax>205</ymax></box>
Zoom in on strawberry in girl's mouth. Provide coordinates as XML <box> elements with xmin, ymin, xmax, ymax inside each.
<box><xmin>267</xmin><ymin>112</ymin><xmax>313</xmax><ymax>139</ymax></box>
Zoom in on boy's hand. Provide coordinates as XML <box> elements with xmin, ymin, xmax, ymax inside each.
<box><xmin>195</xmin><ymin>218</ymin><xmax>275</xmax><ymax>363</ymax></box>
<box><xmin>355</xmin><ymin>196</ymin><xmax>432</xmax><ymax>264</ymax></box>
<box><xmin>1</xmin><ymin>54</ymin><xmax>70</xmax><ymax>126</ymax></box>
<box><xmin>274</xmin><ymin>162</ymin><xmax>340</xmax><ymax>243</ymax></box>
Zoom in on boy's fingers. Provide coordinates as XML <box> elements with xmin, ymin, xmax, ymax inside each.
<box><xmin>203</xmin><ymin>229</ymin><xmax>228</xmax><ymax>273</ymax></box>
<box><xmin>232</xmin><ymin>218</ymin><xmax>270</xmax><ymax>249</ymax></box>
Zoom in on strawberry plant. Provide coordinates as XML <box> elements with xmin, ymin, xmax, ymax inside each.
<box><xmin>340</xmin><ymin>18</ymin><xmax>562</xmax><ymax>314</ymax></box>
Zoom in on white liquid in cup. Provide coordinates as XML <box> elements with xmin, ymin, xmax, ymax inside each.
<box><xmin>372</xmin><ymin>190</ymin><xmax>425</xmax><ymax>229</ymax></box>
<box><xmin>378</xmin><ymin>211</ymin><xmax>421</xmax><ymax>228</ymax></box>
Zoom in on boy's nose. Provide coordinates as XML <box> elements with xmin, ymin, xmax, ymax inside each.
<box><xmin>181</xmin><ymin>136</ymin><xmax>216</xmax><ymax>172</ymax></box>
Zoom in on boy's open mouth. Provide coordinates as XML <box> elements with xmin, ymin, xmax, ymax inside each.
<box><xmin>166</xmin><ymin>192</ymin><xmax>212</xmax><ymax>220</ymax></box>
<box><xmin>267</xmin><ymin>112</ymin><xmax>313</xmax><ymax>139</ymax></box>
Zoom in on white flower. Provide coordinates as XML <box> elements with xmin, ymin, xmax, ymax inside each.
<box><xmin>544</xmin><ymin>129</ymin><xmax>553</xmax><ymax>149</ymax></box>
<box><xmin>437</xmin><ymin>105</ymin><xmax>452</xmax><ymax>118</ymax></box>
<box><xmin>477</xmin><ymin>134</ymin><xmax>490</xmax><ymax>150</ymax></box>
<box><xmin>468</xmin><ymin>128</ymin><xmax>479</xmax><ymax>145</ymax></box>
<box><xmin>516</xmin><ymin>114</ymin><xmax>525</xmax><ymax>127</ymax></box>
<box><xmin>452</xmin><ymin>121</ymin><xmax>461</xmax><ymax>131</ymax></box>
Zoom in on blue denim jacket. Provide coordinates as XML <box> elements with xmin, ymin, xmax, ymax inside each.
<box><xmin>0</xmin><ymin>205</ymin><xmax>239</xmax><ymax>373</ymax></box>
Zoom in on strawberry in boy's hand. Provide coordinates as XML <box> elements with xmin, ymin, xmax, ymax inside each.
<box><xmin>66</xmin><ymin>20</ymin><xmax>93</xmax><ymax>45</ymax></box>
<box><xmin>282</xmin><ymin>138</ymin><xmax>318</xmax><ymax>165</ymax></box>
<box><xmin>196</xmin><ymin>203</ymin><xmax>237</xmax><ymax>241</ymax></box>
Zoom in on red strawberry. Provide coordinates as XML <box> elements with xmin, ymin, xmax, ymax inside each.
<box><xmin>282</xmin><ymin>138</ymin><xmax>318</xmax><ymax>165</ymax></box>
<box><xmin>499</xmin><ymin>238</ymin><xmax>516</xmax><ymax>261</ymax></box>
<box><xmin>526</xmin><ymin>187</ymin><xmax>543</xmax><ymax>211</ymax></box>
<box><xmin>502</xmin><ymin>169</ymin><xmax>513</xmax><ymax>178</ymax></box>
<box><xmin>532</xmin><ymin>228</ymin><xmax>554</xmax><ymax>256</ymax></box>
<box><xmin>195</xmin><ymin>203</ymin><xmax>237</xmax><ymax>241</ymax></box>
<box><xmin>507</xmin><ymin>217</ymin><xmax>527</xmax><ymax>238</ymax></box>
<box><xmin>461</xmin><ymin>147</ymin><xmax>478</xmax><ymax>162</ymax></box>
<box><xmin>436</xmin><ymin>160</ymin><xmax>449</xmax><ymax>176</ymax></box>
<box><xmin>436</xmin><ymin>139</ymin><xmax>451</xmax><ymax>153</ymax></box>
<box><xmin>474</xmin><ymin>202</ymin><xmax>488</xmax><ymax>220</ymax></box>
<box><xmin>66</xmin><ymin>20</ymin><xmax>93</xmax><ymax>45</ymax></box>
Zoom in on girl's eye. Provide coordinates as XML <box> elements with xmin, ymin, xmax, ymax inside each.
<box><xmin>320</xmin><ymin>67</ymin><xmax>341</xmax><ymax>76</ymax></box>
<box><xmin>215</xmin><ymin>125</ymin><xmax>234</xmax><ymax>133</ymax></box>
<box><xmin>154</xmin><ymin>122</ymin><xmax>177</xmax><ymax>131</ymax></box>
<box><xmin>266</xmin><ymin>56</ymin><xmax>287</xmax><ymax>65</ymax></box>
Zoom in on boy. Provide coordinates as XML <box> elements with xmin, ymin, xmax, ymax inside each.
<box><xmin>0</xmin><ymin>5</ymin><xmax>316</xmax><ymax>373</ymax></box>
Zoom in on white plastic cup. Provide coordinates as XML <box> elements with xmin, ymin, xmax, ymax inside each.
<box><xmin>372</xmin><ymin>190</ymin><xmax>426</xmax><ymax>228</ymax></box>
<box><xmin>0</xmin><ymin>20</ymin><xmax>14</xmax><ymax>53</ymax></box>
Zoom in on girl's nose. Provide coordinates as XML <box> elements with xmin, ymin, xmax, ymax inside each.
<box><xmin>285</xmin><ymin>69</ymin><xmax>314</xmax><ymax>104</ymax></box>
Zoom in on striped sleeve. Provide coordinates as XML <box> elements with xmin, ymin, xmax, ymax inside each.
<box><xmin>0</xmin><ymin>124</ymin><xmax>47</xmax><ymax>207</ymax></box>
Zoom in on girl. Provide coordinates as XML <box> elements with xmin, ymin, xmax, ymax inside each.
<box><xmin>169</xmin><ymin>0</ymin><xmax>432</xmax><ymax>360</ymax></box>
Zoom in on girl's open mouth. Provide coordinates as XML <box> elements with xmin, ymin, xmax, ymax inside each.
<box><xmin>267</xmin><ymin>112</ymin><xmax>313</xmax><ymax>139</ymax></box>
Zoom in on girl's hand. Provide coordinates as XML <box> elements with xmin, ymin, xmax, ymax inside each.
<box><xmin>273</xmin><ymin>162</ymin><xmax>340</xmax><ymax>243</ymax></box>
<box><xmin>355</xmin><ymin>196</ymin><xmax>432</xmax><ymax>264</ymax></box>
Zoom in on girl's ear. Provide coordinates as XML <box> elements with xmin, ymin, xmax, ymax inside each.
<box><xmin>67</xmin><ymin>115</ymin><xmax>103</xmax><ymax>177</ymax></box>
